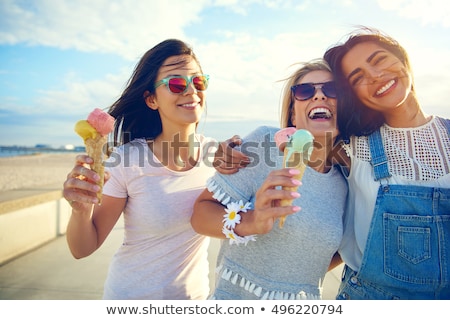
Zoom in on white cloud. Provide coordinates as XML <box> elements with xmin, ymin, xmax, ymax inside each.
<box><xmin>377</xmin><ymin>0</ymin><xmax>450</xmax><ymax>27</ymax></box>
<box><xmin>0</xmin><ymin>0</ymin><xmax>209</xmax><ymax>60</ymax></box>
<box><xmin>35</xmin><ymin>69</ymin><xmax>128</xmax><ymax>116</ymax></box>
<box><xmin>194</xmin><ymin>29</ymin><xmax>345</xmax><ymax>123</ymax></box>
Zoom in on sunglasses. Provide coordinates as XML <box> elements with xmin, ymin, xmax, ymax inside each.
<box><xmin>291</xmin><ymin>81</ymin><xmax>337</xmax><ymax>101</ymax></box>
<box><xmin>154</xmin><ymin>74</ymin><xmax>209</xmax><ymax>94</ymax></box>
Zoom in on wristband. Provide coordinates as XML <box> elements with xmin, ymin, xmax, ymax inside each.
<box><xmin>221</xmin><ymin>200</ymin><xmax>257</xmax><ymax>245</ymax></box>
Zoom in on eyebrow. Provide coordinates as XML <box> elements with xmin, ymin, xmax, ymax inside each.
<box><xmin>346</xmin><ymin>50</ymin><xmax>386</xmax><ymax>81</ymax></box>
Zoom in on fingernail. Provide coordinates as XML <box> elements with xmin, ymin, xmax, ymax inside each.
<box><xmin>291</xmin><ymin>179</ymin><xmax>301</xmax><ymax>186</ymax></box>
<box><xmin>289</xmin><ymin>169</ymin><xmax>300</xmax><ymax>175</ymax></box>
<box><xmin>291</xmin><ymin>192</ymin><xmax>300</xmax><ymax>198</ymax></box>
<box><xmin>292</xmin><ymin>206</ymin><xmax>301</xmax><ymax>212</ymax></box>
<box><xmin>93</xmin><ymin>185</ymin><xmax>100</xmax><ymax>192</ymax></box>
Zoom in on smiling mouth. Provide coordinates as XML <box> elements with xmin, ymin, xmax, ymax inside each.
<box><xmin>308</xmin><ymin>107</ymin><xmax>332</xmax><ymax>120</ymax></box>
<box><xmin>376</xmin><ymin>79</ymin><xmax>395</xmax><ymax>96</ymax></box>
<box><xmin>179</xmin><ymin>102</ymin><xmax>199</xmax><ymax>108</ymax></box>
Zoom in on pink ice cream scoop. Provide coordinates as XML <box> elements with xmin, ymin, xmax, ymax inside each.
<box><xmin>274</xmin><ymin>127</ymin><xmax>297</xmax><ymax>152</ymax></box>
<box><xmin>87</xmin><ymin>108</ymin><xmax>115</xmax><ymax>136</ymax></box>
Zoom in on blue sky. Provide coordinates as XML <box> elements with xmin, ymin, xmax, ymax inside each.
<box><xmin>1</xmin><ymin>0</ymin><xmax>449</xmax><ymax>148</ymax></box>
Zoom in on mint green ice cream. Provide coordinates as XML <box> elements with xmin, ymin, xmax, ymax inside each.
<box><xmin>284</xmin><ymin>129</ymin><xmax>314</xmax><ymax>167</ymax></box>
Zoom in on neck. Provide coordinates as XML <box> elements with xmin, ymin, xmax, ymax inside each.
<box><xmin>384</xmin><ymin>94</ymin><xmax>430</xmax><ymax>128</ymax></box>
<box><xmin>150</xmin><ymin>126</ymin><xmax>199</xmax><ymax>171</ymax></box>
<box><xmin>308</xmin><ymin>135</ymin><xmax>334</xmax><ymax>173</ymax></box>
<box><xmin>157</xmin><ymin>124</ymin><xmax>196</xmax><ymax>143</ymax></box>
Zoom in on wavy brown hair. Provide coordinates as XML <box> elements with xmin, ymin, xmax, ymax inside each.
<box><xmin>324</xmin><ymin>26</ymin><xmax>414</xmax><ymax>140</ymax></box>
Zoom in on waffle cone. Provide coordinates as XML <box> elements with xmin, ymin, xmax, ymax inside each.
<box><xmin>84</xmin><ymin>135</ymin><xmax>107</xmax><ymax>204</ymax></box>
<box><xmin>279</xmin><ymin>149</ymin><xmax>307</xmax><ymax>228</ymax></box>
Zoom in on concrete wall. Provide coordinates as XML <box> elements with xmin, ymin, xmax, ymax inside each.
<box><xmin>0</xmin><ymin>190</ymin><xmax>72</xmax><ymax>265</ymax></box>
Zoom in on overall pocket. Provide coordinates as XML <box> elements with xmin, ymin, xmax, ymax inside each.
<box><xmin>383</xmin><ymin>213</ymin><xmax>442</xmax><ymax>285</ymax></box>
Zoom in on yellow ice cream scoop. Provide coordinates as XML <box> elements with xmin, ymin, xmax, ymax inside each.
<box><xmin>74</xmin><ymin>120</ymin><xmax>98</xmax><ymax>141</ymax></box>
<box><xmin>73</xmin><ymin>110</ymin><xmax>115</xmax><ymax>205</ymax></box>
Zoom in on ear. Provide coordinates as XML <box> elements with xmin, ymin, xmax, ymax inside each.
<box><xmin>144</xmin><ymin>90</ymin><xmax>158</xmax><ymax>110</ymax></box>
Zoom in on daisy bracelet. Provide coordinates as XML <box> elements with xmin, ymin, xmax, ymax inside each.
<box><xmin>221</xmin><ymin>200</ymin><xmax>257</xmax><ymax>245</ymax></box>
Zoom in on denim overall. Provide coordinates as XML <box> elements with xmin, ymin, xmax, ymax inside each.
<box><xmin>337</xmin><ymin>118</ymin><xmax>450</xmax><ymax>299</ymax></box>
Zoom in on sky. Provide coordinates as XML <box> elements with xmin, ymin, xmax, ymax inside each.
<box><xmin>0</xmin><ymin>0</ymin><xmax>449</xmax><ymax>148</ymax></box>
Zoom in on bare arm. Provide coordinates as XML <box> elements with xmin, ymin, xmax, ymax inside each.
<box><xmin>63</xmin><ymin>154</ymin><xmax>125</xmax><ymax>259</ymax></box>
<box><xmin>213</xmin><ymin>135</ymin><xmax>250</xmax><ymax>174</ymax></box>
<box><xmin>192</xmin><ymin>168</ymin><xmax>302</xmax><ymax>238</ymax></box>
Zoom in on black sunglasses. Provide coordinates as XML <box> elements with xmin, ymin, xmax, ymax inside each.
<box><xmin>291</xmin><ymin>81</ymin><xmax>337</xmax><ymax>101</ymax></box>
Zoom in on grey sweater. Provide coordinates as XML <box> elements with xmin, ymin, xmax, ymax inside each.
<box><xmin>208</xmin><ymin>126</ymin><xmax>347</xmax><ymax>299</ymax></box>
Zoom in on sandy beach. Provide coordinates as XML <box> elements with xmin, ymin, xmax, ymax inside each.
<box><xmin>0</xmin><ymin>153</ymin><xmax>78</xmax><ymax>192</ymax></box>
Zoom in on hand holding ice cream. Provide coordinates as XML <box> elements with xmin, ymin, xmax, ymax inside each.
<box><xmin>74</xmin><ymin>108</ymin><xmax>115</xmax><ymax>204</ymax></box>
<box><xmin>275</xmin><ymin>128</ymin><xmax>314</xmax><ymax>227</ymax></box>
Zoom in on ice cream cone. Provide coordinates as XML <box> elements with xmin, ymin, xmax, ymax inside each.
<box><xmin>279</xmin><ymin>149</ymin><xmax>307</xmax><ymax>228</ymax></box>
<box><xmin>274</xmin><ymin>129</ymin><xmax>314</xmax><ymax>228</ymax></box>
<box><xmin>84</xmin><ymin>134</ymin><xmax>107</xmax><ymax>204</ymax></box>
<box><xmin>74</xmin><ymin>108</ymin><xmax>115</xmax><ymax>205</ymax></box>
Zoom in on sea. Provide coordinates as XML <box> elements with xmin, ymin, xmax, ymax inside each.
<box><xmin>0</xmin><ymin>146</ymin><xmax>85</xmax><ymax>158</ymax></box>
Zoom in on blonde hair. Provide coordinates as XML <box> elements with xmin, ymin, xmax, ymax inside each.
<box><xmin>279</xmin><ymin>59</ymin><xmax>332</xmax><ymax>128</ymax></box>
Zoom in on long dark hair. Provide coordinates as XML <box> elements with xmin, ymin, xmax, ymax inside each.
<box><xmin>324</xmin><ymin>27</ymin><xmax>412</xmax><ymax>140</ymax></box>
<box><xmin>109</xmin><ymin>39</ymin><xmax>202</xmax><ymax>145</ymax></box>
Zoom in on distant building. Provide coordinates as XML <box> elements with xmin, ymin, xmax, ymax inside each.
<box><xmin>64</xmin><ymin>144</ymin><xmax>75</xmax><ymax>150</ymax></box>
<box><xmin>35</xmin><ymin>144</ymin><xmax>51</xmax><ymax>149</ymax></box>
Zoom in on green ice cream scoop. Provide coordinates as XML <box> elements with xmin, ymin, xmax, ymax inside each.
<box><xmin>285</xmin><ymin>129</ymin><xmax>314</xmax><ymax>166</ymax></box>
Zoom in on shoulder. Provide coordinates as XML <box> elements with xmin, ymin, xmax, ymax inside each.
<box><xmin>242</xmin><ymin>125</ymin><xmax>279</xmax><ymax>143</ymax></box>
<box><xmin>195</xmin><ymin>134</ymin><xmax>220</xmax><ymax>154</ymax></box>
<box><xmin>436</xmin><ymin>115</ymin><xmax>450</xmax><ymax>122</ymax></box>
<box><xmin>435</xmin><ymin>116</ymin><xmax>450</xmax><ymax>131</ymax></box>
<box><xmin>249</xmin><ymin>125</ymin><xmax>280</xmax><ymax>136</ymax></box>
<box><xmin>105</xmin><ymin>139</ymin><xmax>147</xmax><ymax>166</ymax></box>
<box><xmin>239</xmin><ymin>126</ymin><xmax>281</xmax><ymax>156</ymax></box>
<box><xmin>196</xmin><ymin>134</ymin><xmax>217</xmax><ymax>144</ymax></box>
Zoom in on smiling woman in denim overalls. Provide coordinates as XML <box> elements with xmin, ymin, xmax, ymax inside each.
<box><xmin>324</xmin><ymin>27</ymin><xmax>450</xmax><ymax>299</ymax></box>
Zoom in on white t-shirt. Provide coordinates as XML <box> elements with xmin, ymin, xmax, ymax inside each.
<box><xmin>102</xmin><ymin>136</ymin><xmax>217</xmax><ymax>299</ymax></box>
<box><xmin>340</xmin><ymin>116</ymin><xmax>450</xmax><ymax>271</ymax></box>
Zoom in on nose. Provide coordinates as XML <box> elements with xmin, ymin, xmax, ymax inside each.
<box><xmin>367</xmin><ymin>67</ymin><xmax>384</xmax><ymax>83</ymax></box>
<box><xmin>184</xmin><ymin>81</ymin><xmax>198</xmax><ymax>95</ymax></box>
<box><xmin>313</xmin><ymin>87</ymin><xmax>327</xmax><ymax>100</ymax></box>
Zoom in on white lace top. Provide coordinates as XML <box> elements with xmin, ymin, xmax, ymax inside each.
<box><xmin>348</xmin><ymin>116</ymin><xmax>450</xmax><ymax>181</ymax></box>
<box><xmin>339</xmin><ymin>116</ymin><xmax>450</xmax><ymax>271</ymax></box>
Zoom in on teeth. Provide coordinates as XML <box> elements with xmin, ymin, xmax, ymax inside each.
<box><xmin>180</xmin><ymin>103</ymin><xmax>197</xmax><ymax>107</ymax></box>
<box><xmin>376</xmin><ymin>79</ymin><xmax>395</xmax><ymax>95</ymax></box>
<box><xmin>308</xmin><ymin>107</ymin><xmax>332</xmax><ymax>119</ymax></box>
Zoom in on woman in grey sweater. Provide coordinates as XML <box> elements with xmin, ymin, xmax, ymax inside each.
<box><xmin>191</xmin><ymin>59</ymin><xmax>347</xmax><ymax>299</ymax></box>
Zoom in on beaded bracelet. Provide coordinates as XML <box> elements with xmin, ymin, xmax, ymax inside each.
<box><xmin>221</xmin><ymin>200</ymin><xmax>257</xmax><ymax>245</ymax></box>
